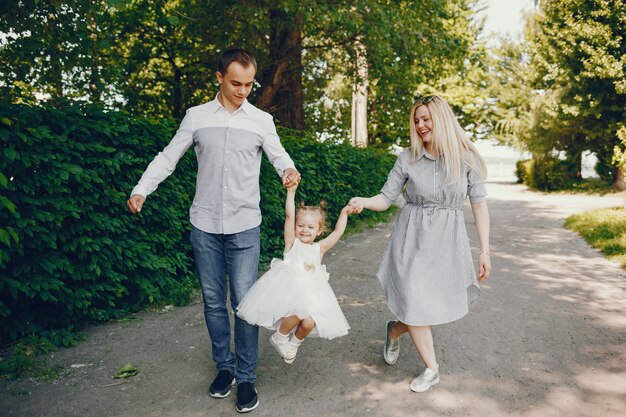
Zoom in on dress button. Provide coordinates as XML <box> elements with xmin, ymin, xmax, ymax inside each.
<box><xmin>224</xmin><ymin>186</ymin><xmax>227</xmax><ymax>190</ymax></box>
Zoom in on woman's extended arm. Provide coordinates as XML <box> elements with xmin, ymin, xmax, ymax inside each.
<box><xmin>348</xmin><ymin>194</ymin><xmax>391</xmax><ymax>213</ymax></box>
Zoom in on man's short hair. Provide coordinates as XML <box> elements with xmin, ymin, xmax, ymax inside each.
<box><xmin>218</xmin><ymin>48</ymin><xmax>257</xmax><ymax>75</ymax></box>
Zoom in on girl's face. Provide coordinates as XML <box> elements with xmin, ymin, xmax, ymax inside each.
<box><xmin>295</xmin><ymin>212</ymin><xmax>323</xmax><ymax>244</ymax></box>
<box><xmin>414</xmin><ymin>105</ymin><xmax>433</xmax><ymax>144</ymax></box>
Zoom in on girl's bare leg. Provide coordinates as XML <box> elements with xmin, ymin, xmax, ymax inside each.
<box><xmin>294</xmin><ymin>317</ymin><xmax>315</xmax><ymax>340</ymax></box>
<box><xmin>278</xmin><ymin>315</ymin><xmax>302</xmax><ymax>335</ymax></box>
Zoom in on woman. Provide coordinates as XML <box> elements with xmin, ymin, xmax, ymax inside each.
<box><xmin>349</xmin><ymin>94</ymin><xmax>491</xmax><ymax>392</ymax></box>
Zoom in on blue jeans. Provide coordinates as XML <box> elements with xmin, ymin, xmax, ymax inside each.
<box><xmin>190</xmin><ymin>225</ymin><xmax>260</xmax><ymax>383</ymax></box>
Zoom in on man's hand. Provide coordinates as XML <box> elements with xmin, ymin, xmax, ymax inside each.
<box><xmin>127</xmin><ymin>194</ymin><xmax>146</xmax><ymax>214</ymax></box>
<box><xmin>282</xmin><ymin>168</ymin><xmax>301</xmax><ymax>188</ymax></box>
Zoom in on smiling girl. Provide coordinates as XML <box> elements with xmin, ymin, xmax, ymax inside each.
<box><xmin>236</xmin><ymin>182</ymin><xmax>352</xmax><ymax>364</ymax></box>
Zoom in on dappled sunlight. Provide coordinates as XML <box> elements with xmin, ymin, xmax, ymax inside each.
<box><xmin>346</xmin><ymin>361</ymin><xmax>383</xmax><ymax>376</ymax></box>
<box><xmin>575</xmin><ymin>370</ymin><xmax>626</xmax><ymax>395</ymax></box>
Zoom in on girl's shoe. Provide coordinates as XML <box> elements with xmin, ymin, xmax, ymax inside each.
<box><xmin>282</xmin><ymin>343</ymin><xmax>298</xmax><ymax>364</ymax></box>
<box><xmin>410</xmin><ymin>368</ymin><xmax>440</xmax><ymax>392</ymax></box>
<box><xmin>383</xmin><ymin>320</ymin><xmax>400</xmax><ymax>365</ymax></box>
<box><xmin>270</xmin><ymin>333</ymin><xmax>298</xmax><ymax>364</ymax></box>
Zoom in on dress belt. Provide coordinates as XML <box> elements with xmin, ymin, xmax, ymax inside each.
<box><xmin>404</xmin><ymin>203</ymin><xmax>462</xmax><ymax>220</ymax></box>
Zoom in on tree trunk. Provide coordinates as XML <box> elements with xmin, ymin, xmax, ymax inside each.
<box><xmin>614</xmin><ymin>166</ymin><xmax>626</xmax><ymax>191</ymax></box>
<box><xmin>351</xmin><ymin>37</ymin><xmax>368</xmax><ymax>147</ymax></box>
<box><xmin>256</xmin><ymin>8</ymin><xmax>304</xmax><ymax>130</ymax></box>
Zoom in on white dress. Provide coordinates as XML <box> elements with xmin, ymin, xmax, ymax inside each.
<box><xmin>236</xmin><ymin>238</ymin><xmax>350</xmax><ymax>340</ymax></box>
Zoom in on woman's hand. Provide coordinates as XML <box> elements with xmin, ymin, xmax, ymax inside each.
<box><xmin>478</xmin><ymin>252</ymin><xmax>491</xmax><ymax>281</ymax></box>
<box><xmin>348</xmin><ymin>197</ymin><xmax>365</xmax><ymax>214</ymax></box>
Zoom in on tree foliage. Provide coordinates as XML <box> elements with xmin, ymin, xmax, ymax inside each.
<box><xmin>1</xmin><ymin>0</ymin><xmax>485</xmax><ymax>143</ymax></box>
<box><xmin>488</xmin><ymin>0</ymin><xmax>626</xmax><ymax>187</ymax></box>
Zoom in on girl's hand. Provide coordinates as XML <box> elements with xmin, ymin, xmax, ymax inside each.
<box><xmin>282</xmin><ymin>168</ymin><xmax>301</xmax><ymax>188</ymax></box>
<box><xmin>342</xmin><ymin>205</ymin><xmax>354</xmax><ymax>215</ymax></box>
<box><xmin>478</xmin><ymin>252</ymin><xmax>491</xmax><ymax>281</ymax></box>
<box><xmin>286</xmin><ymin>181</ymin><xmax>298</xmax><ymax>192</ymax></box>
<box><xmin>348</xmin><ymin>197</ymin><xmax>364</xmax><ymax>214</ymax></box>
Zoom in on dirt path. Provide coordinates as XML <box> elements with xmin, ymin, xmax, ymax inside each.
<box><xmin>2</xmin><ymin>183</ymin><xmax>625</xmax><ymax>417</ymax></box>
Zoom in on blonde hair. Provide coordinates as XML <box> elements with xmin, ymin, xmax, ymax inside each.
<box><xmin>296</xmin><ymin>200</ymin><xmax>328</xmax><ymax>234</ymax></box>
<box><xmin>409</xmin><ymin>95</ymin><xmax>488</xmax><ymax>184</ymax></box>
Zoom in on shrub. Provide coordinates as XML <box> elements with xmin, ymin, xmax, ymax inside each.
<box><xmin>515</xmin><ymin>159</ymin><xmax>532</xmax><ymax>184</ymax></box>
<box><xmin>531</xmin><ymin>157</ymin><xmax>577</xmax><ymax>191</ymax></box>
<box><xmin>0</xmin><ymin>100</ymin><xmax>394</xmax><ymax>344</ymax></box>
<box><xmin>517</xmin><ymin>156</ymin><xmax>577</xmax><ymax>191</ymax></box>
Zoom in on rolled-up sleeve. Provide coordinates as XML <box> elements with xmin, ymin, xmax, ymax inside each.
<box><xmin>262</xmin><ymin>116</ymin><xmax>295</xmax><ymax>177</ymax></box>
<box><xmin>466</xmin><ymin>155</ymin><xmax>487</xmax><ymax>204</ymax></box>
<box><xmin>380</xmin><ymin>152</ymin><xmax>409</xmax><ymax>206</ymax></box>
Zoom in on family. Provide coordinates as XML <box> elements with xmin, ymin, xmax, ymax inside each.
<box><xmin>126</xmin><ymin>48</ymin><xmax>492</xmax><ymax>413</ymax></box>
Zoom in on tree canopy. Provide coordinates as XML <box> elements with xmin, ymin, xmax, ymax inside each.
<box><xmin>1</xmin><ymin>0</ymin><xmax>483</xmax><ymax>145</ymax></box>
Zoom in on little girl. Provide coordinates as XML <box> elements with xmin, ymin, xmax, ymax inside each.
<box><xmin>236</xmin><ymin>182</ymin><xmax>352</xmax><ymax>364</ymax></box>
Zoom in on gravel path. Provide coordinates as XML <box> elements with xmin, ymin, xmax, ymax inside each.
<box><xmin>2</xmin><ymin>182</ymin><xmax>625</xmax><ymax>417</ymax></box>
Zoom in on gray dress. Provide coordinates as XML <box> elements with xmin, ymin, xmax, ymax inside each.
<box><xmin>377</xmin><ymin>147</ymin><xmax>487</xmax><ymax>326</ymax></box>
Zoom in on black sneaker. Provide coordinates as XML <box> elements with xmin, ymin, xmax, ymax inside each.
<box><xmin>236</xmin><ymin>381</ymin><xmax>259</xmax><ymax>413</ymax></box>
<box><xmin>209</xmin><ymin>370</ymin><xmax>235</xmax><ymax>398</ymax></box>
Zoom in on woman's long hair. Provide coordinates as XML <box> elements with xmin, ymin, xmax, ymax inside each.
<box><xmin>409</xmin><ymin>95</ymin><xmax>488</xmax><ymax>184</ymax></box>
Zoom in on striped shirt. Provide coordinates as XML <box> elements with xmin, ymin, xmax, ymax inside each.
<box><xmin>131</xmin><ymin>96</ymin><xmax>296</xmax><ymax>234</ymax></box>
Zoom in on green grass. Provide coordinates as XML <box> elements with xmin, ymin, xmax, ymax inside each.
<box><xmin>0</xmin><ymin>331</ymin><xmax>84</xmax><ymax>380</ymax></box>
<box><xmin>564</xmin><ymin>206</ymin><xmax>626</xmax><ymax>267</ymax></box>
<box><xmin>0</xmin><ymin>340</ymin><xmax>61</xmax><ymax>381</ymax></box>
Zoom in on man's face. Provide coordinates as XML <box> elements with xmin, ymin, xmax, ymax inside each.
<box><xmin>216</xmin><ymin>62</ymin><xmax>256</xmax><ymax>109</ymax></box>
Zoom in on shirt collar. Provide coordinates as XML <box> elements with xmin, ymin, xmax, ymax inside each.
<box><xmin>211</xmin><ymin>92</ymin><xmax>250</xmax><ymax>115</ymax></box>
<box><xmin>418</xmin><ymin>146</ymin><xmax>438</xmax><ymax>161</ymax></box>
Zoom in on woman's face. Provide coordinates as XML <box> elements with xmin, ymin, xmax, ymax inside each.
<box><xmin>414</xmin><ymin>105</ymin><xmax>433</xmax><ymax>144</ymax></box>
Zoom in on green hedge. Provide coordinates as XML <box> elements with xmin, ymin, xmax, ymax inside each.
<box><xmin>515</xmin><ymin>156</ymin><xmax>577</xmax><ymax>191</ymax></box>
<box><xmin>0</xmin><ymin>100</ymin><xmax>394</xmax><ymax>344</ymax></box>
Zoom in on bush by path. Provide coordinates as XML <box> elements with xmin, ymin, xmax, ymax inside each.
<box><xmin>0</xmin><ymin>99</ymin><xmax>394</xmax><ymax>345</ymax></box>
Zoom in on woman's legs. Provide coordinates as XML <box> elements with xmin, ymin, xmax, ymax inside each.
<box><xmin>389</xmin><ymin>321</ymin><xmax>409</xmax><ymax>340</ymax></box>
<box><xmin>406</xmin><ymin>325</ymin><xmax>438</xmax><ymax>371</ymax></box>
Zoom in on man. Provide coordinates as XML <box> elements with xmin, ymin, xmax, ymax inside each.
<box><xmin>127</xmin><ymin>48</ymin><xmax>300</xmax><ymax>413</ymax></box>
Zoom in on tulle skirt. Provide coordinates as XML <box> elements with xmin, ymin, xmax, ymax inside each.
<box><xmin>236</xmin><ymin>259</ymin><xmax>350</xmax><ymax>339</ymax></box>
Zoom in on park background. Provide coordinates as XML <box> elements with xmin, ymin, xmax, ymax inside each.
<box><xmin>1</xmin><ymin>0</ymin><xmax>625</xmax><ymax>380</ymax></box>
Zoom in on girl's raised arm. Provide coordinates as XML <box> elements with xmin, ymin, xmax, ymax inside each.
<box><xmin>318</xmin><ymin>205</ymin><xmax>352</xmax><ymax>255</ymax></box>
<box><xmin>283</xmin><ymin>184</ymin><xmax>297</xmax><ymax>252</ymax></box>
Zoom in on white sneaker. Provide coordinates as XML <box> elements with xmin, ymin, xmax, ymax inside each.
<box><xmin>383</xmin><ymin>320</ymin><xmax>399</xmax><ymax>365</ymax></box>
<box><xmin>270</xmin><ymin>333</ymin><xmax>298</xmax><ymax>364</ymax></box>
<box><xmin>282</xmin><ymin>343</ymin><xmax>298</xmax><ymax>364</ymax></box>
<box><xmin>410</xmin><ymin>368</ymin><xmax>440</xmax><ymax>392</ymax></box>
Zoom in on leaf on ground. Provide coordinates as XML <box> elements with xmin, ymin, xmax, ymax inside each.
<box><xmin>113</xmin><ymin>363</ymin><xmax>139</xmax><ymax>379</ymax></box>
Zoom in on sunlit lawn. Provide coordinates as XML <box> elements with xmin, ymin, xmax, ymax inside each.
<box><xmin>565</xmin><ymin>207</ymin><xmax>626</xmax><ymax>268</ymax></box>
